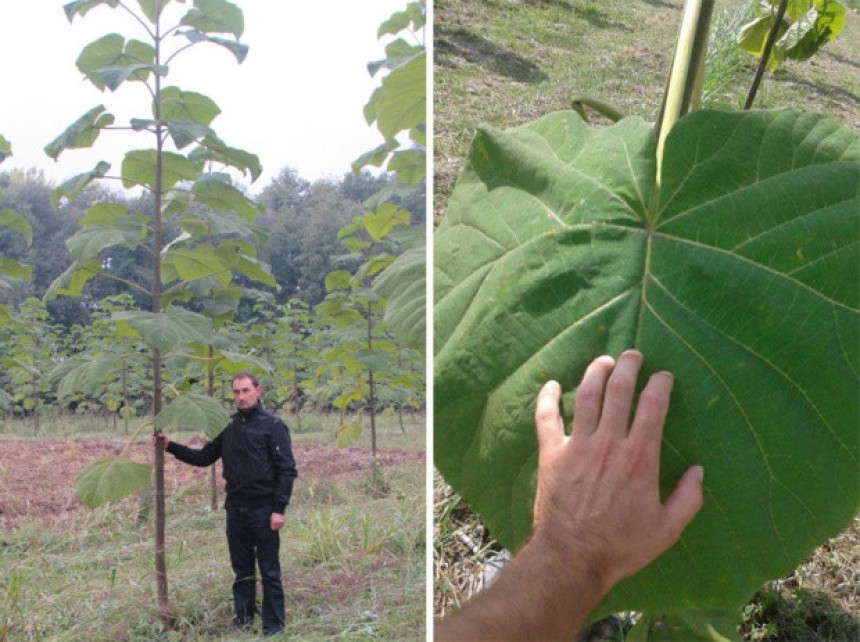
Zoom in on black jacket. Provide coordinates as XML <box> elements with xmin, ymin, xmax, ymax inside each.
<box><xmin>166</xmin><ymin>402</ymin><xmax>298</xmax><ymax>513</ymax></box>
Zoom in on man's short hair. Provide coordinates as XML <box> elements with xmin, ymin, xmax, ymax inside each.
<box><xmin>232</xmin><ymin>371</ymin><xmax>260</xmax><ymax>387</ymax></box>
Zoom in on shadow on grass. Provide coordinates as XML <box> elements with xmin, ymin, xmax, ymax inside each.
<box><xmin>504</xmin><ymin>0</ymin><xmax>633</xmax><ymax>31</ymax></box>
<box><xmin>641</xmin><ymin>0</ymin><xmax>682</xmax><ymax>9</ymax></box>
<box><xmin>435</xmin><ymin>26</ymin><xmax>548</xmax><ymax>83</ymax></box>
<box><xmin>569</xmin><ymin>3</ymin><xmax>632</xmax><ymax>31</ymax></box>
<box><xmin>773</xmin><ymin>69</ymin><xmax>860</xmax><ymax>105</ymax></box>
<box><xmin>819</xmin><ymin>48</ymin><xmax>860</xmax><ymax>71</ymax></box>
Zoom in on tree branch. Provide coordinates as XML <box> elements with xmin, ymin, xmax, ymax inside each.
<box><xmin>744</xmin><ymin>0</ymin><xmax>789</xmax><ymax>109</ymax></box>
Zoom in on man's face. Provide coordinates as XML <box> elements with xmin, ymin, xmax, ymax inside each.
<box><xmin>232</xmin><ymin>376</ymin><xmax>262</xmax><ymax>410</ymax></box>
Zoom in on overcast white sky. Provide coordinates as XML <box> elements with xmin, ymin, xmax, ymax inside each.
<box><xmin>0</xmin><ymin>0</ymin><xmax>414</xmax><ymax>193</ymax></box>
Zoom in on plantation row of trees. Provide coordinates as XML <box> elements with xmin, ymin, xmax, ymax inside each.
<box><xmin>0</xmin><ymin>164</ymin><xmax>426</xmax><ymax>442</ymax></box>
<box><xmin>0</xmin><ymin>292</ymin><xmax>424</xmax><ymax>435</ymax></box>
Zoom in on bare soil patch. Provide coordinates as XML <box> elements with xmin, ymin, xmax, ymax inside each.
<box><xmin>0</xmin><ymin>437</ymin><xmax>424</xmax><ymax>532</ymax></box>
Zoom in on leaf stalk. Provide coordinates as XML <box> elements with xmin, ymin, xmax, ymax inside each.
<box><xmin>655</xmin><ymin>0</ymin><xmax>714</xmax><ymax>187</ymax></box>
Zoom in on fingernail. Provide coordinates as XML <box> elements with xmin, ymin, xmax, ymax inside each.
<box><xmin>541</xmin><ymin>380</ymin><xmax>560</xmax><ymax>394</ymax></box>
<box><xmin>692</xmin><ymin>465</ymin><xmax>704</xmax><ymax>484</ymax></box>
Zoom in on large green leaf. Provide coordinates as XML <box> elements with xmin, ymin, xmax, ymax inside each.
<box><xmin>154</xmin><ymin>393</ymin><xmax>229</xmax><ymax>438</ymax></box>
<box><xmin>377</xmin><ymin>2</ymin><xmax>425</xmax><ymax>39</ymax></box>
<box><xmin>46</xmin><ymin>259</ymin><xmax>103</xmax><ymax>298</ymax></box>
<box><xmin>67</xmin><ymin>211</ymin><xmax>146</xmax><ymax>260</ymax></box>
<box><xmin>159</xmin><ymin>86</ymin><xmax>221</xmax><ymax>126</ymax></box>
<box><xmin>0</xmin><ymin>134</ymin><xmax>10</xmax><ymax>163</ymax></box>
<box><xmin>50</xmin><ymin>353</ymin><xmax>118</xmax><ymax>398</ymax></box>
<box><xmin>75</xmin><ymin>34</ymin><xmax>153</xmax><ymax>90</ymax></box>
<box><xmin>0</xmin><ymin>387</ymin><xmax>12</xmax><ymax>409</ymax></box>
<box><xmin>190</xmin><ymin>135</ymin><xmax>261</xmax><ymax>182</ymax></box>
<box><xmin>165</xmin><ymin>120</ymin><xmax>215</xmax><ymax>149</ymax></box>
<box><xmin>373</xmin><ymin>245</ymin><xmax>425</xmax><ymax>352</ymax></box>
<box><xmin>362</xmin><ymin>202</ymin><xmax>411</xmax><ymax>242</ymax></box>
<box><xmin>134</xmin><ymin>0</ymin><xmax>168</xmax><ymax>23</ymax></box>
<box><xmin>121</xmin><ymin>149</ymin><xmax>198</xmax><ymax>190</ymax></box>
<box><xmin>180</xmin><ymin>30</ymin><xmax>249</xmax><ymax>63</ymax></box>
<box><xmin>191</xmin><ymin>176</ymin><xmax>260</xmax><ymax>220</ymax></box>
<box><xmin>326</xmin><ymin>270</ymin><xmax>353</xmax><ymax>293</ymax></box>
<box><xmin>75</xmin><ymin>457</ymin><xmax>152</xmax><ymax>508</ymax></box>
<box><xmin>336</xmin><ymin>422</ymin><xmax>363</xmax><ymax>448</ymax></box>
<box><xmin>0</xmin><ymin>257</ymin><xmax>31</xmax><ymax>283</ymax></box>
<box><xmin>114</xmin><ymin>307</ymin><xmax>213</xmax><ymax>353</ymax></box>
<box><xmin>163</xmin><ymin>236</ymin><xmax>273</xmax><ymax>289</ymax></box>
<box><xmin>44</xmin><ymin>105</ymin><xmax>114</xmax><ymax>160</ymax></box>
<box><xmin>0</xmin><ymin>209</ymin><xmax>33</xmax><ymax>244</ymax></box>
<box><xmin>179</xmin><ymin>0</ymin><xmax>243</xmax><ymax>38</ymax></box>
<box><xmin>365</xmin><ymin>51</ymin><xmax>425</xmax><ymax>141</ymax></box>
<box><xmin>165</xmin><ymin>243</ymin><xmax>232</xmax><ymax>286</ymax></box>
<box><xmin>216</xmin><ymin>350</ymin><xmax>273</xmax><ymax>376</ymax></box>
<box><xmin>434</xmin><ymin>109</ymin><xmax>859</xmax><ymax>617</ymax></box>
<box><xmin>738</xmin><ymin>0</ymin><xmax>846</xmax><ymax>71</ymax></box>
<box><xmin>386</xmin><ymin>148</ymin><xmax>425</xmax><ymax>185</ymax></box>
<box><xmin>50</xmin><ymin>161</ymin><xmax>111</xmax><ymax>206</ymax></box>
<box><xmin>64</xmin><ymin>0</ymin><xmax>120</xmax><ymax>22</ymax></box>
<box><xmin>781</xmin><ymin>0</ymin><xmax>845</xmax><ymax>62</ymax></box>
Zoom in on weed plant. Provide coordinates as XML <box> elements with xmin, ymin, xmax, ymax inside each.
<box><xmin>701</xmin><ymin>1</ymin><xmax>756</xmax><ymax>108</ymax></box>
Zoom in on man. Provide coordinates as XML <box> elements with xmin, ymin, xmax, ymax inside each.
<box><xmin>155</xmin><ymin>371</ymin><xmax>298</xmax><ymax>637</ymax></box>
<box><xmin>435</xmin><ymin>350</ymin><xmax>705</xmax><ymax>641</ymax></box>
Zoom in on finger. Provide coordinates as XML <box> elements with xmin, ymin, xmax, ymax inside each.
<box><xmin>661</xmin><ymin>465</ymin><xmax>704</xmax><ymax>544</ymax></box>
<box><xmin>597</xmin><ymin>349</ymin><xmax>642</xmax><ymax>437</ymax></box>
<box><xmin>571</xmin><ymin>355</ymin><xmax>616</xmax><ymax>438</ymax></box>
<box><xmin>628</xmin><ymin>371</ymin><xmax>674</xmax><ymax>462</ymax></box>
<box><xmin>535</xmin><ymin>380</ymin><xmax>564</xmax><ymax>452</ymax></box>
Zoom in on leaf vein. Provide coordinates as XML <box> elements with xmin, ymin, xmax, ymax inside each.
<box><xmin>654</xmin><ymin>232</ymin><xmax>855</xmax><ymax>311</ymax></box>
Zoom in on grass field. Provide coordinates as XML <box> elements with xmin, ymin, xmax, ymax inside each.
<box><xmin>0</xmin><ymin>411</ymin><xmax>426</xmax><ymax>641</ymax></box>
<box><xmin>433</xmin><ymin>0</ymin><xmax>859</xmax><ymax>639</ymax></box>
<box><xmin>433</xmin><ymin>0</ymin><xmax>860</xmax><ymax>221</ymax></box>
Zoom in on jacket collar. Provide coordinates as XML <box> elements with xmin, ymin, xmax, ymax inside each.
<box><xmin>238</xmin><ymin>400</ymin><xmax>262</xmax><ymax>419</ymax></box>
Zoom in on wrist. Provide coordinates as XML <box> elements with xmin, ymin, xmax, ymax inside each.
<box><xmin>526</xmin><ymin>526</ymin><xmax>612</xmax><ymax>607</ymax></box>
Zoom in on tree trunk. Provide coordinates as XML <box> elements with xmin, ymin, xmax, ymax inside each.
<box><xmin>208</xmin><ymin>350</ymin><xmax>218</xmax><ymax>511</ymax></box>
<box><xmin>152</xmin><ymin>10</ymin><xmax>170</xmax><ymax>623</ymax></box>
<box><xmin>367</xmin><ymin>301</ymin><xmax>377</xmax><ymax>458</ymax></box>
<box><xmin>153</xmin><ymin>349</ymin><xmax>168</xmax><ymax>625</ymax></box>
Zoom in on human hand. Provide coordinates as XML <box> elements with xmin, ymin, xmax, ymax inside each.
<box><xmin>532</xmin><ymin>349</ymin><xmax>704</xmax><ymax>593</ymax></box>
<box><xmin>270</xmin><ymin>512</ymin><xmax>285</xmax><ymax>531</ymax></box>
<box><xmin>152</xmin><ymin>432</ymin><xmax>169</xmax><ymax>449</ymax></box>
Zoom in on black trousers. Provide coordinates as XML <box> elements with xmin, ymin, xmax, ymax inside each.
<box><xmin>225</xmin><ymin>504</ymin><xmax>285</xmax><ymax>634</ymax></box>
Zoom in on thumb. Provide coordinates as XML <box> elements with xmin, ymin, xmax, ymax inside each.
<box><xmin>661</xmin><ymin>465</ymin><xmax>704</xmax><ymax>543</ymax></box>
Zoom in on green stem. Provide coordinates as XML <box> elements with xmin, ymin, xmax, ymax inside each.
<box><xmin>654</xmin><ymin>0</ymin><xmax>714</xmax><ymax>187</ymax></box>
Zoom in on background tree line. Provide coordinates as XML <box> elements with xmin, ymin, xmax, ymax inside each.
<box><xmin>0</xmin><ymin>166</ymin><xmax>425</xmax><ymax>328</ymax></box>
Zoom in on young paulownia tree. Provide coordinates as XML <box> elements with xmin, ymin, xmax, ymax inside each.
<box><xmin>46</xmin><ymin>0</ymin><xmax>274</xmax><ymax>624</ymax></box>
<box><xmin>353</xmin><ymin>0</ymin><xmax>426</xmax><ymax>353</ymax></box>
